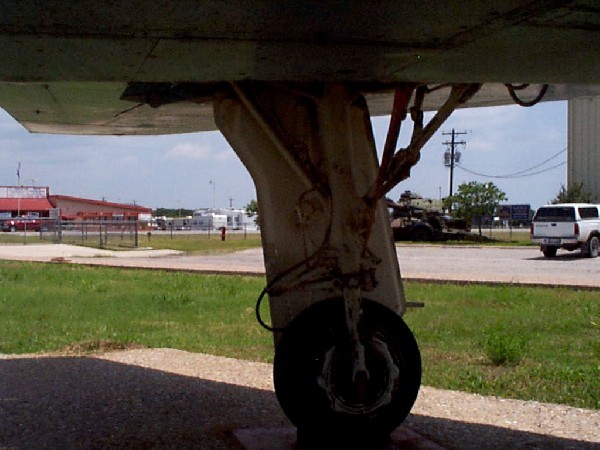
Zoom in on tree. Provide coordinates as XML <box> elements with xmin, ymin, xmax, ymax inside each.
<box><xmin>245</xmin><ymin>199</ymin><xmax>259</xmax><ymax>215</ymax></box>
<box><xmin>244</xmin><ymin>199</ymin><xmax>259</xmax><ymax>226</ymax></box>
<box><xmin>447</xmin><ymin>181</ymin><xmax>507</xmax><ymax>237</ymax></box>
<box><xmin>550</xmin><ymin>183</ymin><xmax>594</xmax><ymax>204</ymax></box>
<box><xmin>154</xmin><ymin>207</ymin><xmax>194</xmax><ymax>217</ymax></box>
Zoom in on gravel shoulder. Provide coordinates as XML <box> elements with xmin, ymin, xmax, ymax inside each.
<box><xmin>1</xmin><ymin>349</ymin><xmax>598</xmax><ymax>449</ymax></box>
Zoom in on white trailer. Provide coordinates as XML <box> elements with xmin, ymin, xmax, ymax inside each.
<box><xmin>191</xmin><ymin>212</ymin><xmax>227</xmax><ymax>230</ymax></box>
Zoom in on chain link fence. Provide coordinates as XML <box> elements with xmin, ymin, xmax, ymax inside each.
<box><xmin>0</xmin><ymin>219</ymin><xmax>259</xmax><ymax>247</ymax></box>
<box><xmin>40</xmin><ymin>220</ymin><xmax>140</xmax><ymax>248</ymax></box>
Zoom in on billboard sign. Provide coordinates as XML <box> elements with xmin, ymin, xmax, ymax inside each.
<box><xmin>0</xmin><ymin>186</ymin><xmax>48</xmax><ymax>199</ymax></box>
<box><xmin>510</xmin><ymin>204</ymin><xmax>531</xmax><ymax>221</ymax></box>
<box><xmin>497</xmin><ymin>204</ymin><xmax>530</xmax><ymax>221</ymax></box>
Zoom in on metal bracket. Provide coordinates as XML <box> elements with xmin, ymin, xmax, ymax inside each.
<box><xmin>367</xmin><ymin>83</ymin><xmax>482</xmax><ymax>202</ymax></box>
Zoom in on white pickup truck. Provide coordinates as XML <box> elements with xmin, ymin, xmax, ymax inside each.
<box><xmin>530</xmin><ymin>203</ymin><xmax>600</xmax><ymax>258</ymax></box>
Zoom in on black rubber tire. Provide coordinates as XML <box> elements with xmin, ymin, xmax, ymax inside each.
<box><xmin>542</xmin><ymin>246</ymin><xmax>558</xmax><ymax>258</ymax></box>
<box><xmin>273</xmin><ymin>298</ymin><xmax>421</xmax><ymax>440</ymax></box>
<box><xmin>586</xmin><ymin>236</ymin><xmax>599</xmax><ymax>258</ymax></box>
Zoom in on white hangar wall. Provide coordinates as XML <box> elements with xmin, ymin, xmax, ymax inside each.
<box><xmin>568</xmin><ymin>97</ymin><xmax>600</xmax><ymax>202</ymax></box>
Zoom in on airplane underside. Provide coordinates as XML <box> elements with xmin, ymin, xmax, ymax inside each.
<box><xmin>1</xmin><ymin>2</ymin><xmax>599</xmax><ymax>447</ymax></box>
<box><xmin>213</xmin><ymin>81</ymin><xmax>481</xmax><ymax>447</ymax></box>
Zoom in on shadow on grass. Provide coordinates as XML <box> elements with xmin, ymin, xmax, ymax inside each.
<box><xmin>0</xmin><ymin>356</ymin><xmax>596</xmax><ymax>449</ymax></box>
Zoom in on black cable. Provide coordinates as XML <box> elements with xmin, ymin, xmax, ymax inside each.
<box><xmin>505</xmin><ymin>83</ymin><xmax>549</xmax><ymax>107</ymax></box>
<box><xmin>456</xmin><ymin>160</ymin><xmax>566</xmax><ymax>179</ymax></box>
<box><xmin>255</xmin><ymin>249</ymin><xmax>326</xmax><ymax>333</ymax></box>
<box><xmin>255</xmin><ymin>285</ymin><xmax>282</xmax><ymax>332</ymax></box>
<box><xmin>501</xmin><ymin>147</ymin><xmax>566</xmax><ymax>177</ymax></box>
<box><xmin>453</xmin><ymin>147</ymin><xmax>565</xmax><ymax>179</ymax></box>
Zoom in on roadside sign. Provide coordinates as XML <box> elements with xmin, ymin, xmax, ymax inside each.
<box><xmin>510</xmin><ymin>204</ymin><xmax>530</xmax><ymax>221</ymax></box>
<box><xmin>498</xmin><ymin>206</ymin><xmax>511</xmax><ymax>219</ymax></box>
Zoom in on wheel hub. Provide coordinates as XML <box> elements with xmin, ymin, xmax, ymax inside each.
<box><xmin>318</xmin><ymin>336</ymin><xmax>400</xmax><ymax>415</ymax></box>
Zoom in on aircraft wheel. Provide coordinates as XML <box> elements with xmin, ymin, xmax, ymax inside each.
<box><xmin>273</xmin><ymin>298</ymin><xmax>421</xmax><ymax>440</ymax></box>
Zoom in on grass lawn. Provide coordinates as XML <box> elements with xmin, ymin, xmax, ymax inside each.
<box><xmin>0</xmin><ymin>228</ymin><xmax>534</xmax><ymax>251</ymax></box>
<box><xmin>139</xmin><ymin>233</ymin><xmax>263</xmax><ymax>253</ymax></box>
<box><xmin>0</xmin><ymin>231</ymin><xmax>263</xmax><ymax>254</ymax></box>
<box><xmin>0</xmin><ymin>261</ymin><xmax>597</xmax><ymax>409</ymax></box>
<box><xmin>416</xmin><ymin>229</ymin><xmax>536</xmax><ymax>247</ymax></box>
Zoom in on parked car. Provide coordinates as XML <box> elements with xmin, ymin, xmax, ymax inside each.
<box><xmin>530</xmin><ymin>203</ymin><xmax>600</xmax><ymax>257</ymax></box>
<box><xmin>1</xmin><ymin>217</ymin><xmax>42</xmax><ymax>232</ymax></box>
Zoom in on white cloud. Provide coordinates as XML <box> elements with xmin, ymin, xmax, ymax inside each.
<box><xmin>166</xmin><ymin>142</ymin><xmax>232</xmax><ymax>161</ymax></box>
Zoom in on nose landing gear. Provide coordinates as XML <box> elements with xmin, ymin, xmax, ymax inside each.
<box><xmin>213</xmin><ymin>81</ymin><xmax>478</xmax><ymax>447</ymax></box>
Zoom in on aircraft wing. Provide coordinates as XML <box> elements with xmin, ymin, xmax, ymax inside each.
<box><xmin>0</xmin><ymin>1</ymin><xmax>599</xmax><ymax>135</ymax></box>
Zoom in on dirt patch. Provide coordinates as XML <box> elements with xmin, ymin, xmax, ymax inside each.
<box><xmin>56</xmin><ymin>340</ymin><xmax>147</xmax><ymax>356</ymax></box>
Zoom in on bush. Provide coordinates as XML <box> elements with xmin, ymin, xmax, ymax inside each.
<box><xmin>484</xmin><ymin>332</ymin><xmax>526</xmax><ymax>366</ymax></box>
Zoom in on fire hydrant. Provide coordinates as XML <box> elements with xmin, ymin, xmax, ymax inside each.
<box><xmin>221</xmin><ymin>226</ymin><xmax>227</xmax><ymax>241</ymax></box>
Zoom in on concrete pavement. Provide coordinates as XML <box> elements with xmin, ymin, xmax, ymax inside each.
<box><xmin>1</xmin><ymin>243</ymin><xmax>598</xmax><ymax>289</ymax></box>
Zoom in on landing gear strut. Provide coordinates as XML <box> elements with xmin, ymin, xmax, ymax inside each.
<box><xmin>213</xmin><ymin>81</ymin><xmax>478</xmax><ymax>446</ymax></box>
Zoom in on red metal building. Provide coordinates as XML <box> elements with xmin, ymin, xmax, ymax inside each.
<box><xmin>0</xmin><ymin>186</ymin><xmax>151</xmax><ymax>221</ymax></box>
<box><xmin>49</xmin><ymin>195</ymin><xmax>151</xmax><ymax>221</ymax></box>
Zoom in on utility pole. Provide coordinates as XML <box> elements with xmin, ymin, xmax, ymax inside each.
<box><xmin>442</xmin><ymin>129</ymin><xmax>467</xmax><ymax>199</ymax></box>
<box><xmin>209</xmin><ymin>180</ymin><xmax>216</xmax><ymax>210</ymax></box>
<box><xmin>16</xmin><ymin>162</ymin><xmax>21</xmax><ymax>217</ymax></box>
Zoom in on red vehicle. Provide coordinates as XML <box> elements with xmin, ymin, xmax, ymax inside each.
<box><xmin>1</xmin><ymin>217</ymin><xmax>42</xmax><ymax>232</ymax></box>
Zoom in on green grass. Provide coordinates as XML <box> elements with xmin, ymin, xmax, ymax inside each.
<box><xmin>0</xmin><ymin>233</ymin><xmax>43</xmax><ymax>244</ymax></box>
<box><xmin>0</xmin><ymin>261</ymin><xmax>597</xmax><ymax>409</ymax></box>
<box><xmin>0</xmin><ymin>262</ymin><xmax>271</xmax><ymax>360</ymax></box>
<box><xmin>464</xmin><ymin>229</ymin><xmax>537</xmax><ymax>246</ymax></box>
<box><xmin>140</xmin><ymin>233</ymin><xmax>262</xmax><ymax>253</ymax></box>
<box><xmin>0</xmin><ymin>232</ymin><xmax>263</xmax><ymax>254</ymax></box>
<box><xmin>0</xmin><ymin>228</ymin><xmax>535</xmax><ymax>250</ymax></box>
<box><xmin>402</xmin><ymin>283</ymin><xmax>599</xmax><ymax>409</ymax></box>
<box><xmin>398</xmin><ymin>229</ymin><xmax>536</xmax><ymax>247</ymax></box>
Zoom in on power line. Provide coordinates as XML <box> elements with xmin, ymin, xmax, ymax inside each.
<box><xmin>454</xmin><ymin>147</ymin><xmax>566</xmax><ymax>179</ymax></box>
<box><xmin>499</xmin><ymin>147</ymin><xmax>566</xmax><ymax>177</ymax></box>
<box><xmin>456</xmin><ymin>160</ymin><xmax>566</xmax><ymax>179</ymax></box>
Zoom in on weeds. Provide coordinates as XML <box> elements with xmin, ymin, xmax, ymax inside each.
<box><xmin>483</xmin><ymin>331</ymin><xmax>527</xmax><ymax>366</ymax></box>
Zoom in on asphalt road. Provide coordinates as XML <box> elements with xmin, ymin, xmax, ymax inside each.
<box><xmin>395</xmin><ymin>245</ymin><xmax>600</xmax><ymax>288</ymax></box>
<box><xmin>0</xmin><ymin>243</ymin><xmax>599</xmax><ymax>288</ymax></box>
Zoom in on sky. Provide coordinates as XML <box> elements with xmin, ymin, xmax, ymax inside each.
<box><xmin>0</xmin><ymin>99</ymin><xmax>567</xmax><ymax>212</ymax></box>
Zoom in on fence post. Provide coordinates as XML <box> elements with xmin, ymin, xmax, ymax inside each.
<box><xmin>134</xmin><ymin>221</ymin><xmax>139</xmax><ymax>247</ymax></box>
